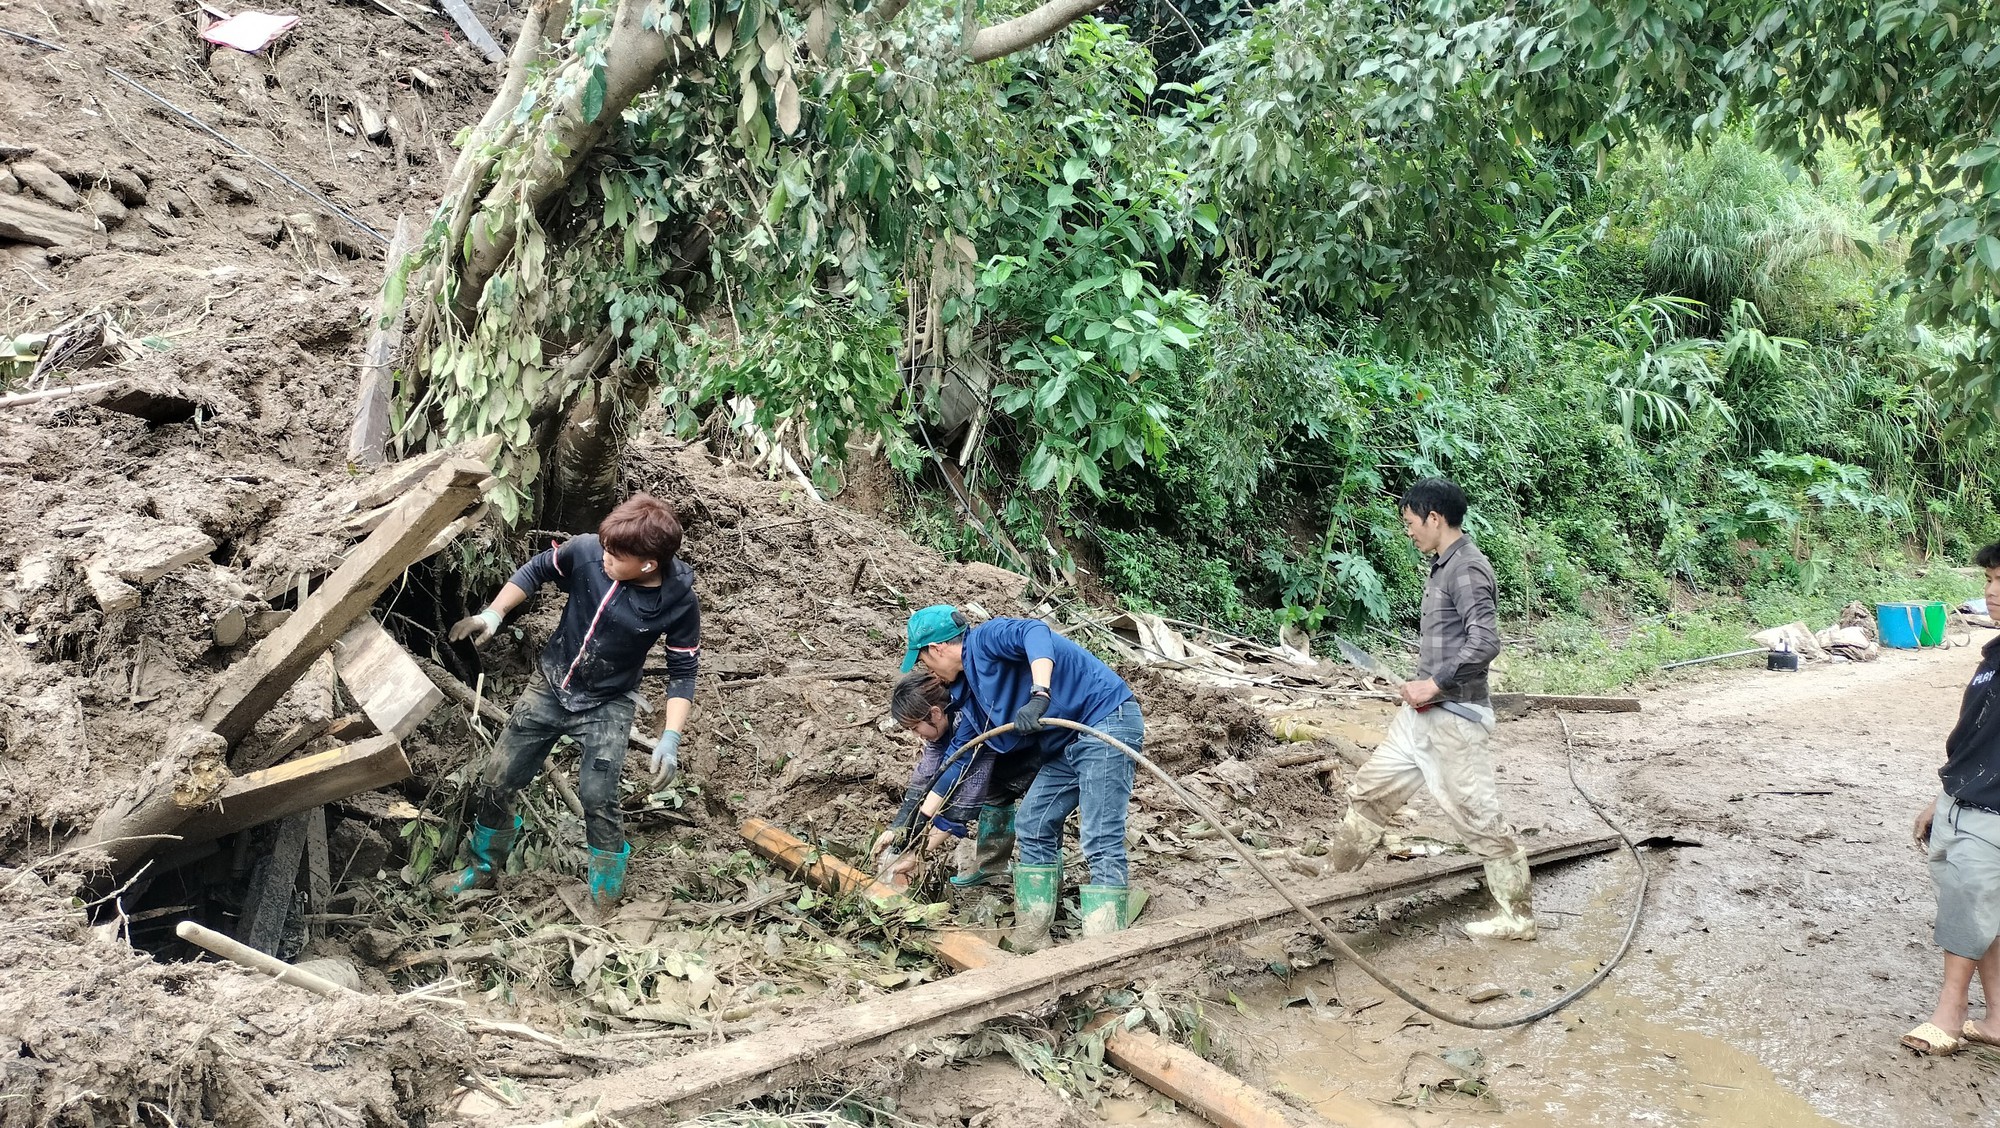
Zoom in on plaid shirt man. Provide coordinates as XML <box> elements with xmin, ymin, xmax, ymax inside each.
<box><xmin>1415</xmin><ymin>534</ymin><xmax>1501</xmax><ymax>705</ymax></box>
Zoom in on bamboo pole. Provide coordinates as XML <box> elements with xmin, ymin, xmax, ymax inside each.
<box><xmin>176</xmin><ymin>920</ymin><xmax>355</xmax><ymax>995</ymax></box>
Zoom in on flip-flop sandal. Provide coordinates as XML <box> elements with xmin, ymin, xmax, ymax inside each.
<box><xmin>1903</xmin><ymin>1022</ymin><xmax>1965</xmax><ymax>1055</ymax></box>
<box><xmin>1962</xmin><ymin>1021</ymin><xmax>2000</xmax><ymax>1048</ymax></box>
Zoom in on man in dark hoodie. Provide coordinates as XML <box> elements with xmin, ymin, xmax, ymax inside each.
<box><xmin>441</xmin><ymin>493</ymin><xmax>700</xmax><ymax>907</ymax></box>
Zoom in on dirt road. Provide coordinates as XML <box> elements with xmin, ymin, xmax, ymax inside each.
<box><xmin>1151</xmin><ymin>641</ymin><xmax>1998</xmax><ymax>1126</ymax></box>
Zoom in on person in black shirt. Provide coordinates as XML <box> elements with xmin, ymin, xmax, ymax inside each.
<box><xmin>439</xmin><ymin>494</ymin><xmax>701</xmax><ymax>908</ymax></box>
<box><xmin>1905</xmin><ymin>543</ymin><xmax>2000</xmax><ymax>1055</ymax></box>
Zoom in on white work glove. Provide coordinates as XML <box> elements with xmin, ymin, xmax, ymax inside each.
<box><xmin>649</xmin><ymin>729</ymin><xmax>682</xmax><ymax>785</ymax></box>
<box><xmin>448</xmin><ymin>607</ymin><xmax>503</xmax><ymax>644</ymax></box>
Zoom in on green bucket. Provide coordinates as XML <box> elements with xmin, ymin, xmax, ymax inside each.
<box><xmin>1920</xmin><ymin>600</ymin><xmax>1947</xmax><ymax>646</ymax></box>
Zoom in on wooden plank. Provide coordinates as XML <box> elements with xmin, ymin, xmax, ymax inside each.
<box><xmin>1492</xmin><ymin>693</ymin><xmax>1641</xmax><ymax>716</ymax></box>
<box><xmin>240</xmin><ymin>812</ymin><xmax>309</xmax><ymax>954</ymax></box>
<box><xmin>740</xmin><ymin>818</ymin><xmax>1004</xmax><ymax>972</ymax></box>
<box><xmin>175</xmin><ymin>737</ymin><xmax>411</xmax><ymax>844</ymax></box>
<box><xmin>349</xmin><ymin>217</ymin><xmax>419</xmax><ymax>468</ymax></box>
<box><xmin>200</xmin><ymin>455</ymin><xmax>489</xmax><ymax>745</ymax></box>
<box><xmin>304</xmin><ymin>808</ymin><xmax>331</xmax><ymax>941</ymax></box>
<box><xmin>76</xmin><ymin>728</ymin><xmax>231</xmax><ymax>874</ymax></box>
<box><xmin>334</xmin><ymin>616</ymin><xmax>444</xmax><ymax>741</ymax></box>
<box><xmin>437</xmin><ymin>0</ymin><xmax>505</xmax><ymax>61</ymax></box>
<box><xmin>1098</xmin><ymin>1025</ymin><xmax>1303</xmax><ymax>1128</ymax></box>
<box><xmin>568</xmin><ymin>831</ymin><xmax>1620</xmax><ymax>1124</ymax></box>
<box><xmin>740</xmin><ymin>820</ymin><xmax>1321</xmax><ymax>1128</ymax></box>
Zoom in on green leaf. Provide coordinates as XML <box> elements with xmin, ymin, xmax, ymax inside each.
<box><xmin>1980</xmin><ymin>236</ymin><xmax>2000</xmax><ymax>272</ymax></box>
<box><xmin>582</xmin><ymin>65</ymin><xmax>607</xmax><ymax>123</ymax></box>
<box><xmin>1120</xmin><ymin>269</ymin><xmax>1141</xmax><ymax>300</ymax></box>
<box><xmin>1526</xmin><ymin>46</ymin><xmax>1564</xmax><ymax>72</ymax></box>
<box><xmin>1047</xmin><ymin>184</ymin><xmax>1077</xmax><ymax>209</ymax></box>
<box><xmin>1938</xmin><ymin>216</ymin><xmax>1981</xmax><ymax>246</ymax></box>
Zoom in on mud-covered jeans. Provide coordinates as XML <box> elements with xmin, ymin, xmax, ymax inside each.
<box><xmin>1016</xmin><ymin>698</ymin><xmax>1142</xmax><ymax>887</ymax></box>
<box><xmin>476</xmin><ymin>675</ymin><xmax>635</xmax><ymax>851</ymax></box>
<box><xmin>1347</xmin><ymin>703</ymin><xmax>1518</xmax><ymax>860</ymax></box>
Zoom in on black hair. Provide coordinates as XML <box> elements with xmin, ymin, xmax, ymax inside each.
<box><xmin>891</xmin><ymin>670</ymin><xmax>952</xmax><ymax>725</ymax></box>
<box><xmin>1976</xmin><ymin>542</ymin><xmax>2000</xmax><ymax>569</ymax></box>
<box><xmin>1399</xmin><ymin>478</ymin><xmax>1468</xmax><ymax>528</ymax></box>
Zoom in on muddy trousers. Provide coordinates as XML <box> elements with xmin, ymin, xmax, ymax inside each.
<box><xmin>1346</xmin><ymin>704</ymin><xmax>1518</xmax><ymax>860</ymax></box>
<box><xmin>1016</xmin><ymin>699</ymin><xmax>1143</xmax><ymax>887</ymax></box>
<box><xmin>475</xmin><ymin>676</ymin><xmax>636</xmax><ymax>852</ymax></box>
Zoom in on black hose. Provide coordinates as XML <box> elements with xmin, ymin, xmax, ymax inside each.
<box><xmin>937</xmin><ymin>712</ymin><xmax>1646</xmax><ymax>1030</ymax></box>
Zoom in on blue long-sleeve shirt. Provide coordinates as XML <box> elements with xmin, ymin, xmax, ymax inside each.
<box><xmin>929</xmin><ymin>618</ymin><xmax>1131</xmax><ymax>804</ymax></box>
<box><xmin>508</xmin><ymin>534</ymin><xmax>700</xmax><ymax>713</ymax></box>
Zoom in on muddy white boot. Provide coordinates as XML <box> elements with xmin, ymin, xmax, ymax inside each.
<box><xmin>1463</xmin><ymin>847</ymin><xmax>1535</xmax><ymax>940</ymax></box>
<box><xmin>1323</xmin><ymin>809</ymin><xmax>1385</xmax><ymax>873</ymax></box>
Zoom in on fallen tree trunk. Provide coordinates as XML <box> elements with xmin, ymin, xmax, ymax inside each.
<box><xmin>550</xmin><ymin>830</ymin><xmax>1619</xmax><ymax>1125</ymax></box>
<box><xmin>75</xmin><ymin>727</ymin><xmax>231</xmax><ymax>873</ymax></box>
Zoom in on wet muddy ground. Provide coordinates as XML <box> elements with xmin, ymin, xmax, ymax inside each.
<box><xmin>1105</xmin><ymin>641</ymin><xmax>2000</xmax><ymax>1127</ymax></box>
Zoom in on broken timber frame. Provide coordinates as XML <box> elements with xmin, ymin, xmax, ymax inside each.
<box><xmin>174</xmin><ymin>736</ymin><xmax>411</xmax><ymax>844</ymax></box>
<box><xmin>740</xmin><ymin>819</ymin><xmax>1321</xmax><ymax>1128</ymax></box>
<box><xmin>202</xmin><ymin>455</ymin><xmax>490</xmax><ymax>746</ymax></box>
<box><xmin>552</xmin><ymin>829</ymin><xmax>1620</xmax><ymax>1126</ymax></box>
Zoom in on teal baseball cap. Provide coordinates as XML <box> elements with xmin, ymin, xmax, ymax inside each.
<box><xmin>901</xmin><ymin>604</ymin><xmax>967</xmax><ymax>672</ymax></box>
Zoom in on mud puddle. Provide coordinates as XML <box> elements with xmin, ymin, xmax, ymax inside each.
<box><xmin>1208</xmin><ymin>873</ymin><xmax>1853</xmax><ymax>1126</ymax></box>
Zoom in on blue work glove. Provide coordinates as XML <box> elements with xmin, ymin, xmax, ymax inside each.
<box><xmin>1012</xmin><ymin>690</ymin><xmax>1050</xmax><ymax>734</ymax></box>
<box><xmin>649</xmin><ymin>729</ymin><xmax>682</xmax><ymax>784</ymax></box>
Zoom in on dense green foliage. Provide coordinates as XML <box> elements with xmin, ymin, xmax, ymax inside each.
<box><xmin>398</xmin><ymin>0</ymin><xmax>2000</xmax><ymax>674</ymax></box>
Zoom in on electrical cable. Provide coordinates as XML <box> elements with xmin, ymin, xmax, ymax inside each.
<box><xmin>1</xmin><ymin>26</ymin><xmax>391</xmax><ymax>246</ymax></box>
<box><xmin>926</xmin><ymin>711</ymin><xmax>1646</xmax><ymax>1030</ymax></box>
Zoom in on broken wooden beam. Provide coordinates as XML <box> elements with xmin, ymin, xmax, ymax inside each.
<box><xmin>334</xmin><ymin>616</ymin><xmax>443</xmax><ymax>741</ymax></box>
<box><xmin>201</xmin><ymin>454</ymin><xmax>490</xmax><ymax>745</ymax></box>
<box><xmin>572</xmin><ymin>829</ymin><xmax>1620</xmax><ymax>1124</ymax></box>
<box><xmin>240</xmin><ymin>811</ymin><xmax>310</xmax><ymax>954</ymax></box>
<box><xmin>305</xmin><ymin>808</ymin><xmax>332</xmax><ymax>941</ymax></box>
<box><xmin>348</xmin><ymin>214</ymin><xmax>418</xmax><ymax>467</ymax></box>
<box><xmin>175</xmin><ymin>736</ymin><xmax>411</xmax><ymax>844</ymax></box>
<box><xmin>1491</xmin><ymin>693</ymin><xmax>1641</xmax><ymax>718</ymax></box>
<box><xmin>740</xmin><ymin>818</ymin><xmax>1007</xmax><ymax>975</ymax></box>
<box><xmin>437</xmin><ymin>0</ymin><xmax>505</xmax><ymax>61</ymax></box>
<box><xmin>1097</xmin><ymin>1023</ymin><xmax>1304</xmax><ymax>1128</ymax></box>
<box><xmin>76</xmin><ymin>727</ymin><xmax>231</xmax><ymax>874</ymax></box>
<box><xmin>739</xmin><ymin>820</ymin><xmax>1320</xmax><ymax>1128</ymax></box>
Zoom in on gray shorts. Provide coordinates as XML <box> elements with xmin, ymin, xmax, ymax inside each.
<box><xmin>1929</xmin><ymin>793</ymin><xmax>2000</xmax><ymax>960</ymax></box>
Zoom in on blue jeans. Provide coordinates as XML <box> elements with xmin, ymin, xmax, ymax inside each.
<box><xmin>1016</xmin><ymin>698</ymin><xmax>1142</xmax><ymax>886</ymax></box>
<box><xmin>477</xmin><ymin>675</ymin><xmax>635</xmax><ymax>851</ymax></box>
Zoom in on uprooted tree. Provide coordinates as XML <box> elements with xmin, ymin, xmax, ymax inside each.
<box><xmin>383</xmin><ymin>0</ymin><xmax>2000</xmax><ymax>534</ymax></box>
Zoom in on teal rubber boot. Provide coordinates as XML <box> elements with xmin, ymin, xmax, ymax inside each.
<box><xmin>1006</xmin><ymin>862</ymin><xmax>1061</xmax><ymax>953</ymax></box>
<box><xmin>443</xmin><ymin>815</ymin><xmax>521</xmax><ymax>895</ymax></box>
<box><xmin>588</xmin><ymin>842</ymin><xmax>632</xmax><ymax>908</ymax></box>
<box><xmin>1079</xmin><ymin>884</ymin><xmax>1132</xmax><ymax>938</ymax></box>
<box><xmin>948</xmin><ymin>804</ymin><xmax>1017</xmax><ymax>888</ymax></box>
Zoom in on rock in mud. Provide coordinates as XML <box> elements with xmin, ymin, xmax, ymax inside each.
<box><xmin>9</xmin><ymin>160</ymin><xmax>80</xmax><ymax>208</ymax></box>
<box><xmin>210</xmin><ymin>168</ymin><xmax>255</xmax><ymax>204</ymax></box>
<box><xmin>106</xmin><ymin>169</ymin><xmax>148</xmax><ymax>206</ymax></box>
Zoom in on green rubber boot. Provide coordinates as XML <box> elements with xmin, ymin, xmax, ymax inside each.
<box><xmin>1007</xmin><ymin>862</ymin><xmax>1061</xmax><ymax>953</ymax></box>
<box><xmin>588</xmin><ymin>842</ymin><xmax>632</xmax><ymax>908</ymax></box>
<box><xmin>1079</xmin><ymin>884</ymin><xmax>1133</xmax><ymax>938</ymax></box>
<box><xmin>948</xmin><ymin>804</ymin><xmax>1017</xmax><ymax>888</ymax></box>
<box><xmin>441</xmin><ymin>815</ymin><xmax>521</xmax><ymax>895</ymax></box>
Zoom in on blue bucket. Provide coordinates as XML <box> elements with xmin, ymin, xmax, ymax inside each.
<box><xmin>1877</xmin><ymin>602</ymin><xmax>1927</xmax><ymax>649</ymax></box>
